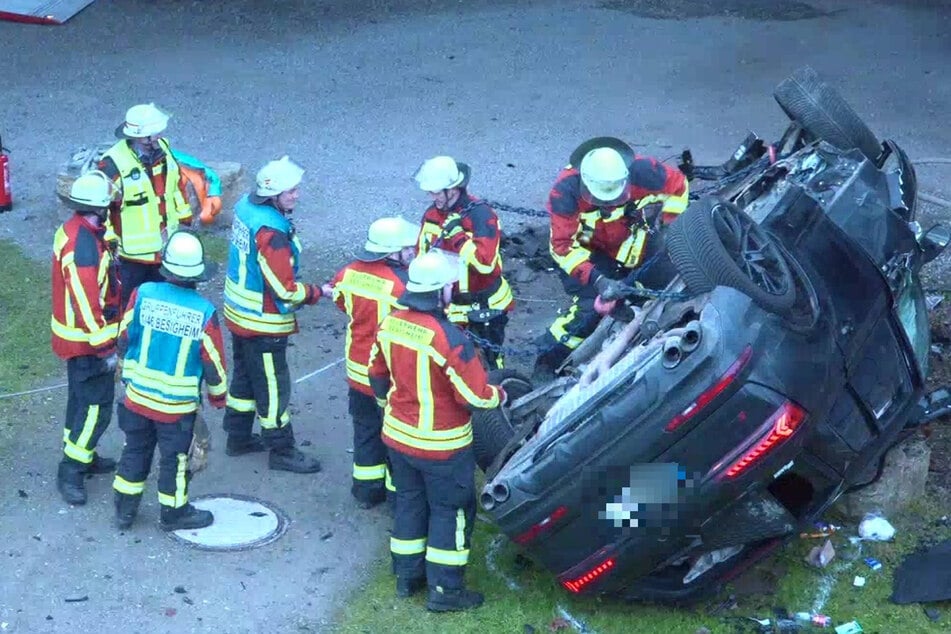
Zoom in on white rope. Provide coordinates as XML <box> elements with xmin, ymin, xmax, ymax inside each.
<box><xmin>294</xmin><ymin>357</ymin><xmax>345</xmax><ymax>384</ymax></box>
<box><xmin>921</xmin><ymin>192</ymin><xmax>951</xmax><ymax>209</ymax></box>
<box><xmin>0</xmin><ymin>382</ymin><xmax>68</xmax><ymax>400</ymax></box>
<box><xmin>914</xmin><ymin>158</ymin><xmax>951</xmax><ymax>165</ymax></box>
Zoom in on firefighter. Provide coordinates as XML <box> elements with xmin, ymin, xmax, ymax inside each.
<box><xmin>533</xmin><ymin>137</ymin><xmax>689</xmax><ymax>377</ymax></box>
<box><xmin>368</xmin><ymin>249</ymin><xmax>506</xmax><ymax>612</ymax></box>
<box><xmin>112</xmin><ymin>231</ymin><xmax>228</xmax><ymax>531</ymax></box>
<box><xmin>51</xmin><ymin>171</ymin><xmax>122</xmax><ymax>506</ymax></box>
<box><xmin>98</xmin><ymin>103</ymin><xmax>193</xmax><ymax>309</ymax></box>
<box><xmin>325</xmin><ymin>216</ymin><xmax>418</xmax><ymax>509</ymax></box>
<box><xmin>221</xmin><ymin>156</ymin><xmax>323</xmax><ymax>473</ymax></box>
<box><xmin>413</xmin><ymin>156</ymin><xmax>514</xmax><ymax>369</ymax></box>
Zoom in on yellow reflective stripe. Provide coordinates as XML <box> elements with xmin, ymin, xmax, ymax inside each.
<box><xmin>618</xmin><ymin>229</ymin><xmax>648</xmax><ymax>267</ymax></box>
<box><xmin>51</xmin><ymin>317</ymin><xmax>117</xmax><ymax>345</ymax></box>
<box><xmin>416</xmin><ymin>354</ymin><xmax>434</xmax><ymax>432</ymax></box>
<box><xmin>225</xmin><ymin>277</ymin><xmax>265</xmax><ymax>305</ymax></box>
<box><xmin>346</xmin><ymin>359</ymin><xmax>369</xmax><ymax>378</ymax></box>
<box><xmin>549</xmin><ymin>303</ymin><xmax>585</xmax><ymax>350</ymax></box>
<box><xmin>223</xmin><ymin>304</ymin><xmax>297</xmax><ymax>335</ymax></box>
<box><xmin>125</xmin><ymin>385</ymin><xmax>198</xmax><ymax>416</ymax></box>
<box><xmin>174</xmin><ymin>337</ymin><xmax>191</xmax><ymax>377</ymax></box>
<box><xmin>63</xmin><ymin>259</ymin><xmax>103</xmax><ymax>337</ymax></box>
<box><xmin>552</xmin><ymin>244</ymin><xmax>590</xmax><ymax>276</ymax></box>
<box><xmin>382</xmin><ymin>415</ymin><xmax>473</xmax><ymax>452</ymax></box>
<box><xmin>353</xmin><ymin>463</ymin><xmax>387</xmax><ymax>480</ymax></box>
<box><xmin>157</xmin><ymin>453</ymin><xmax>188</xmax><ymax>507</ymax></box>
<box><xmin>426</xmin><ymin>546</ymin><xmax>469</xmax><ymax>566</ymax></box>
<box><xmin>455</xmin><ymin>508</ymin><xmax>465</xmax><ymax>551</ymax></box>
<box><xmin>458</xmin><ymin>239</ymin><xmax>498</xmax><ymax>275</ymax></box>
<box><xmin>376</xmin><ymin>333</ymin><xmax>446</xmax><ymax>366</ymax></box>
<box><xmin>261</xmin><ymin>352</ymin><xmax>279</xmax><ymax>428</ymax></box>
<box><xmin>227</xmin><ymin>395</ymin><xmax>256</xmax><ymax>412</ymax></box>
<box><xmin>385</xmin><ymin>465</ymin><xmax>395</xmax><ymax>492</ymax></box>
<box><xmin>201</xmin><ymin>330</ymin><xmax>228</xmax><ymax>396</ymax></box>
<box><xmin>123</xmin><ymin>359</ymin><xmax>199</xmax><ymax>395</ymax></box>
<box><xmin>64</xmin><ymin>412</ymin><xmax>97</xmax><ymax>463</ymax></box>
<box><xmin>391</xmin><ymin>537</ymin><xmax>427</xmax><ymax>555</ymax></box>
<box><xmin>114</xmin><ymin>475</ymin><xmax>145</xmax><ymax>495</ymax></box>
<box><xmin>259</xmin><ymin>255</ymin><xmax>307</xmax><ymax>305</ymax></box>
<box><xmin>445</xmin><ymin>367</ymin><xmax>500</xmax><ymax>410</ymax></box>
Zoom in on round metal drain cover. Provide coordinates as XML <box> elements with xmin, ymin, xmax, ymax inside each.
<box><xmin>166</xmin><ymin>494</ymin><xmax>289</xmax><ymax>552</ymax></box>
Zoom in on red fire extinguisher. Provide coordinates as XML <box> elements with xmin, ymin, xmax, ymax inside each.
<box><xmin>0</xmin><ymin>134</ymin><xmax>12</xmax><ymax>213</ymax></box>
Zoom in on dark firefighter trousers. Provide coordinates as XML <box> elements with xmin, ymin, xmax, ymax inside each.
<box><xmin>222</xmin><ymin>333</ymin><xmax>296</xmax><ymax>450</ymax></box>
<box><xmin>61</xmin><ymin>355</ymin><xmax>115</xmax><ymax>468</ymax></box>
<box><xmin>536</xmin><ymin>237</ymin><xmax>676</xmax><ymax>368</ymax></box>
<box><xmin>388</xmin><ymin>446</ymin><xmax>476</xmax><ymax>590</ymax></box>
<box><xmin>112</xmin><ymin>404</ymin><xmax>194</xmax><ymax>508</ymax></box>
<box><xmin>118</xmin><ymin>259</ymin><xmax>164</xmax><ymax>313</ymax></box>
<box><xmin>349</xmin><ymin>388</ymin><xmax>395</xmax><ymax>501</ymax></box>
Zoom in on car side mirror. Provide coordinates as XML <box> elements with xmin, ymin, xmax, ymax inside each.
<box><xmin>921</xmin><ymin>223</ymin><xmax>951</xmax><ymax>264</ymax></box>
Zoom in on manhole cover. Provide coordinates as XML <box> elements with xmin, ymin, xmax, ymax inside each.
<box><xmin>166</xmin><ymin>494</ymin><xmax>289</xmax><ymax>552</ymax></box>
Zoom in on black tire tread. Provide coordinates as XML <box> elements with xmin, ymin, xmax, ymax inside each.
<box><xmin>471</xmin><ymin>370</ymin><xmax>533</xmax><ymax>472</ymax></box>
<box><xmin>773</xmin><ymin>66</ymin><xmax>881</xmax><ymax>162</ymax></box>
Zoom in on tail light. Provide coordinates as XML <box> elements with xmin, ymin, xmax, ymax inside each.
<box><xmin>561</xmin><ymin>556</ymin><xmax>616</xmax><ymax>594</ymax></box>
<box><xmin>513</xmin><ymin>505</ymin><xmax>568</xmax><ymax>545</ymax></box>
<box><xmin>716</xmin><ymin>400</ymin><xmax>807</xmax><ymax>480</ymax></box>
<box><xmin>666</xmin><ymin>345</ymin><xmax>753</xmax><ymax>432</ymax></box>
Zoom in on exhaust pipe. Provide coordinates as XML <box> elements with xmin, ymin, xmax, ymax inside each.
<box><xmin>662</xmin><ymin>336</ymin><xmax>684</xmax><ymax>369</ymax></box>
<box><xmin>680</xmin><ymin>320</ymin><xmax>702</xmax><ymax>353</ymax></box>
<box><xmin>480</xmin><ymin>481</ymin><xmax>511</xmax><ymax>510</ymax></box>
<box><xmin>480</xmin><ymin>488</ymin><xmax>496</xmax><ymax>511</ymax></box>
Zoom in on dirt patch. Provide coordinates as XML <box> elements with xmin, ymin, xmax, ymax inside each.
<box><xmin>924</xmin><ymin>300</ymin><xmax>951</xmax><ymax>497</ymax></box>
<box><xmin>599</xmin><ymin>0</ymin><xmax>838</xmax><ymax>21</ymax></box>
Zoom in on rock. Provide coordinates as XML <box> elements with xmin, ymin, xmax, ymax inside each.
<box><xmin>834</xmin><ymin>436</ymin><xmax>932</xmax><ymax>521</ymax></box>
<box><xmin>55</xmin><ymin>142</ymin><xmax>114</xmax><ymax>200</ymax></box>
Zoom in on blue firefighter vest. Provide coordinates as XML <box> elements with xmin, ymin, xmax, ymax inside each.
<box><xmin>223</xmin><ymin>194</ymin><xmax>304</xmax><ymax>336</ymax></box>
<box><xmin>121</xmin><ymin>281</ymin><xmax>216</xmax><ymax>416</ymax></box>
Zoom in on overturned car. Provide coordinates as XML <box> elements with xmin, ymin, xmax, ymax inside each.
<box><xmin>473</xmin><ymin>66</ymin><xmax>951</xmax><ymax>602</ymax></box>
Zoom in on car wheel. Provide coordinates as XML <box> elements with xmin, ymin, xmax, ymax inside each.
<box><xmin>665</xmin><ymin>197</ymin><xmax>797</xmax><ymax>313</ymax></box>
<box><xmin>773</xmin><ymin>66</ymin><xmax>882</xmax><ymax>163</ymax></box>
<box><xmin>471</xmin><ymin>370</ymin><xmax>534</xmax><ymax>472</ymax></box>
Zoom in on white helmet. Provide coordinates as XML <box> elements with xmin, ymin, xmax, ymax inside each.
<box><xmin>405</xmin><ymin>249</ymin><xmax>459</xmax><ymax>293</ymax></box>
<box><xmin>358</xmin><ymin>216</ymin><xmax>419</xmax><ymax>261</ymax></box>
<box><xmin>160</xmin><ymin>231</ymin><xmax>211</xmax><ymax>282</ymax></box>
<box><xmin>256</xmin><ymin>156</ymin><xmax>305</xmax><ymax>197</ymax></box>
<box><xmin>579</xmin><ymin>147</ymin><xmax>630</xmax><ymax>203</ymax></box>
<box><xmin>67</xmin><ymin>170</ymin><xmax>117</xmax><ymax>211</ymax></box>
<box><xmin>413</xmin><ymin>156</ymin><xmax>470</xmax><ymax>192</ymax></box>
<box><xmin>118</xmin><ymin>103</ymin><xmax>170</xmax><ymax>139</ymax></box>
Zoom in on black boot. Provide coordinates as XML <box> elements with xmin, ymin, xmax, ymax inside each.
<box><xmin>88</xmin><ymin>453</ymin><xmax>117</xmax><ymax>475</ymax></box>
<box><xmin>351</xmin><ymin>484</ymin><xmax>387</xmax><ymax>510</ymax></box>
<box><xmin>225</xmin><ymin>433</ymin><xmax>267</xmax><ymax>456</ymax></box>
<box><xmin>268</xmin><ymin>447</ymin><xmax>321</xmax><ymax>473</ymax></box>
<box><xmin>160</xmin><ymin>503</ymin><xmax>214</xmax><ymax>531</ymax></box>
<box><xmin>115</xmin><ymin>492</ymin><xmax>142</xmax><ymax>530</ymax></box>
<box><xmin>396</xmin><ymin>576</ymin><xmax>426</xmax><ymax>598</ymax></box>
<box><xmin>56</xmin><ymin>460</ymin><xmax>87</xmax><ymax>506</ymax></box>
<box><xmin>426</xmin><ymin>586</ymin><xmax>485</xmax><ymax>612</ymax></box>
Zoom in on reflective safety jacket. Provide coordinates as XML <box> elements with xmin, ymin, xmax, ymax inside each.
<box><xmin>331</xmin><ymin>259</ymin><xmax>409</xmax><ymax>397</ymax></box>
<box><xmin>118</xmin><ymin>281</ymin><xmax>228</xmax><ymax>422</ymax></box>
<box><xmin>548</xmin><ymin>158</ymin><xmax>689</xmax><ymax>285</ymax></box>
<box><xmin>223</xmin><ymin>195</ymin><xmax>320</xmax><ymax>337</ymax></box>
<box><xmin>50</xmin><ymin>214</ymin><xmax>120</xmax><ymax>360</ymax></box>
<box><xmin>416</xmin><ymin>192</ymin><xmax>514</xmax><ymax>323</ymax></box>
<box><xmin>99</xmin><ymin>138</ymin><xmax>192</xmax><ymax>263</ymax></box>
<box><xmin>368</xmin><ymin>293</ymin><xmax>503</xmax><ymax>460</ymax></box>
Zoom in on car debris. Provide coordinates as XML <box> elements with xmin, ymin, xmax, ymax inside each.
<box><xmin>858</xmin><ymin>514</ymin><xmax>896</xmax><ymax>541</ymax></box>
<box><xmin>833</xmin><ymin>621</ymin><xmax>863</xmax><ymax>634</ymax></box>
<box><xmin>863</xmin><ymin>557</ymin><xmax>883</xmax><ymax>571</ymax></box>
<box><xmin>806</xmin><ymin>540</ymin><xmax>836</xmax><ymax>569</ymax></box>
<box><xmin>853</xmin><ymin>576</ymin><xmax>866</xmax><ymax>587</ymax></box>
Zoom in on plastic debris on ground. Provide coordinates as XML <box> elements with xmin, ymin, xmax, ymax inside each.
<box><xmin>864</xmin><ymin>557</ymin><xmax>883</xmax><ymax>571</ymax></box>
<box><xmin>853</xmin><ymin>575</ymin><xmax>866</xmax><ymax>587</ymax></box>
<box><xmin>805</xmin><ymin>539</ymin><xmax>836</xmax><ymax>568</ymax></box>
<box><xmin>927</xmin><ymin>294</ymin><xmax>944</xmax><ymax>311</ymax></box>
<box><xmin>858</xmin><ymin>514</ymin><xmax>896</xmax><ymax>541</ymax></box>
<box><xmin>834</xmin><ymin>621</ymin><xmax>863</xmax><ymax>634</ymax></box>
<box><xmin>800</xmin><ymin>522</ymin><xmax>842</xmax><ymax>539</ymax></box>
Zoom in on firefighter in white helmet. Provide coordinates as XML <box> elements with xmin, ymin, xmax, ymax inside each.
<box><xmin>98</xmin><ymin>103</ymin><xmax>193</xmax><ymax>310</ymax></box>
<box><xmin>221</xmin><ymin>156</ymin><xmax>324</xmax><ymax>474</ymax></box>
<box><xmin>533</xmin><ymin>137</ymin><xmax>690</xmax><ymax>379</ymax></box>
<box><xmin>51</xmin><ymin>171</ymin><xmax>122</xmax><ymax>505</ymax></box>
<box><xmin>323</xmin><ymin>216</ymin><xmax>419</xmax><ymax>508</ymax></box>
<box><xmin>413</xmin><ymin>156</ymin><xmax>514</xmax><ymax>369</ymax></box>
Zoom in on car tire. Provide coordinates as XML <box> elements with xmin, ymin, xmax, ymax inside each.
<box><xmin>773</xmin><ymin>66</ymin><xmax>882</xmax><ymax>163</ymax></box>
<box><xmin>665</xmin><ymin>197</ymin><xmax>797</xmax><ymax>313</ymax></box>
<box><xmin>472</xmin><ymin>370</ymin><xmax>534</xmax><ymax>472</ymax></box>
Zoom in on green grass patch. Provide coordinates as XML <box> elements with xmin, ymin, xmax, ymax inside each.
<box><xmin>333</xmin><ymin>492</ymin><xmax>951</xmax><ymax>633</ymax></box>
<box><xmin>198</xmin><ymin>231</ymin><xmax>231</xmax><ymax>268</ymax></box>
<box><xmin>0</xmin><ymin>239</ymin><xmax>60</xmax><ymax>394</ymax></box>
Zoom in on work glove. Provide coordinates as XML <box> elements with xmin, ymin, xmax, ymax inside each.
<box><xmin>441</xmin><ymin>215</ymin><xmax>467</xmax><ymax>250</ymax></box>
<box><xmin>496</xmin><ymin>386</ymin><xmax>508</xmax><ymax>408</ymax></box>
<box><xmin>304</xmin><ymin>284</ymin><xmax>322</xmax><ymax>305</ymax></box>
<box><xmin>320</xmin><ymin>283</ymin><xmax>335</xmax><ymax>299</ymax></box>
<box><xmin>593</xmin><ymin>275</ymin><xmax>630</xmax><ymax>301</ymax></box>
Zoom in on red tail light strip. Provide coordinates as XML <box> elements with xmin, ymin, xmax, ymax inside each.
<box><xmin>561</xmin><ymin>557</ymin><xmax>616</xmax><ymax>594</ymax></box>
<box><xmin>666</xmin><ymin>345</ymin><xmax>753</xmax><ymax>432</ymax></box>
<box><xmin>513</xmin><ymin>505</ymin><xmax>568</xmax><ymax>545</ymax></box>
<box><xmin>722</xmin><ymin>401</ymin><xmax>807</xmax><ymax>479</ymax></box>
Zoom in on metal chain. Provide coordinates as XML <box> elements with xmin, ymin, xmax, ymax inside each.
<box><xmin>481</xmin><ymin>199</ymin><xmax>550</xmax><ymax>219</ymax></box>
